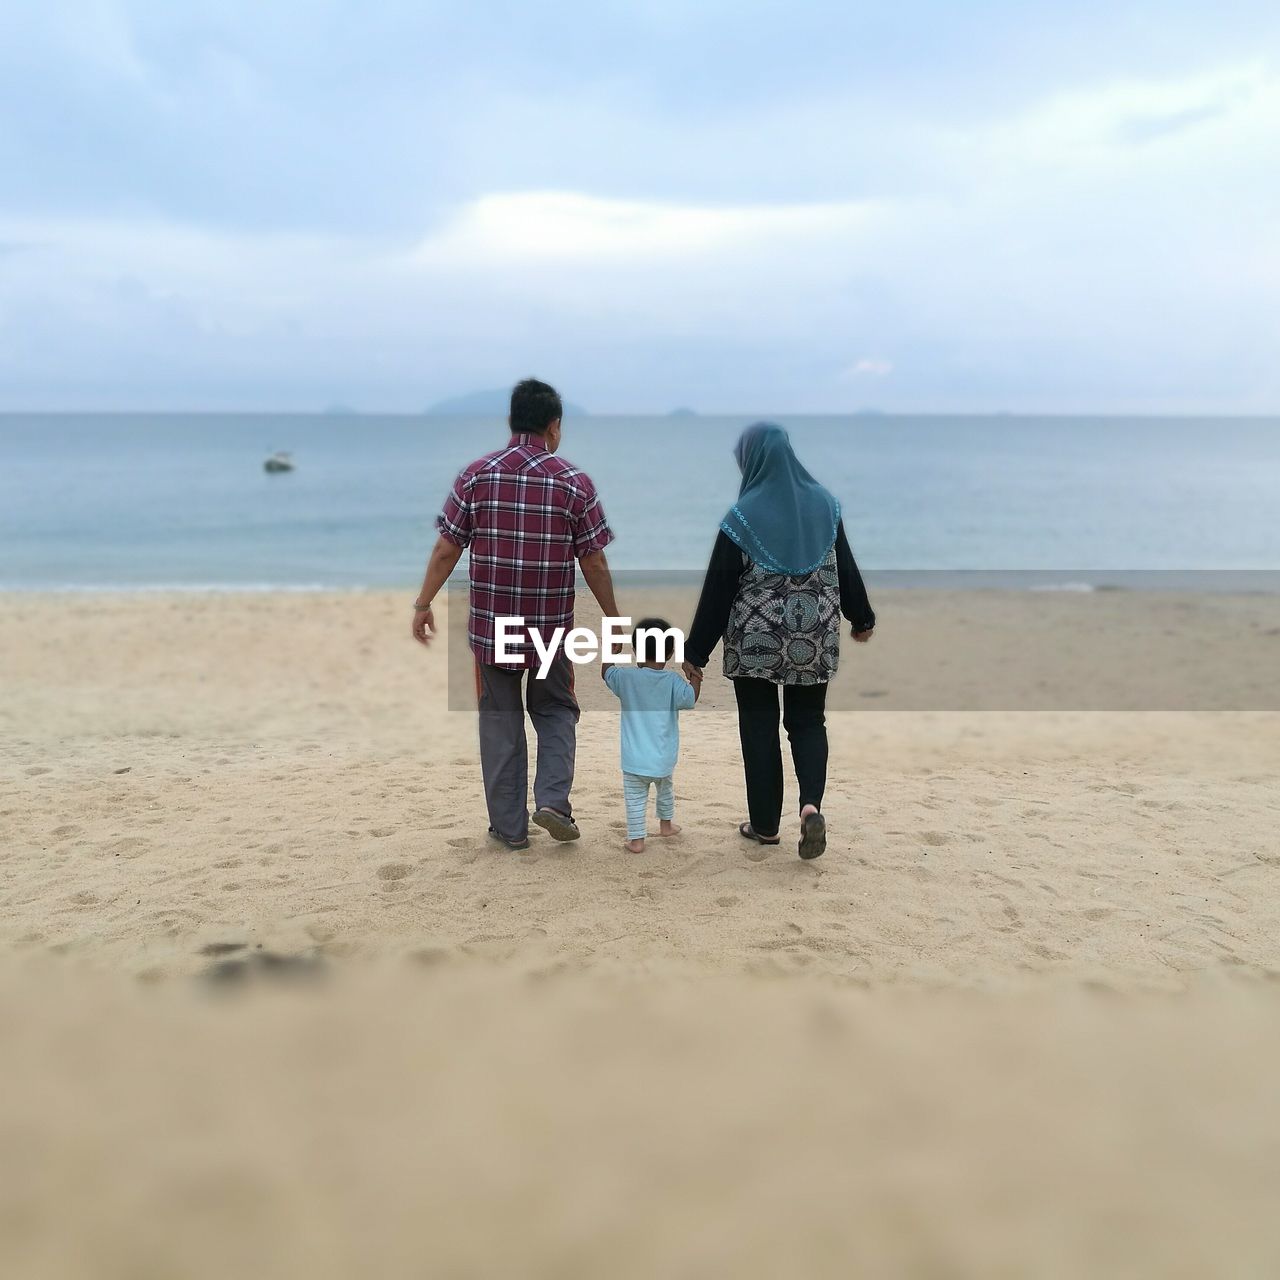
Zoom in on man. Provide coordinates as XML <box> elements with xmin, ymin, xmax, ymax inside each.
<box><xmin>412</xmin><ymin>378</ymin><xmax>620</xmax><ymax>849</ymax></box>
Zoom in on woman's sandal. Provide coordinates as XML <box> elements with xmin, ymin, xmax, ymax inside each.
<box><xmin>739</xmin><ymin>822</ymin><xmax>781</xmax><ymax>845</ymax></box>
<box><xmin>797</xmin><ymin>811</ymin><xmax>827</xmax><ymax>860</ymax></box>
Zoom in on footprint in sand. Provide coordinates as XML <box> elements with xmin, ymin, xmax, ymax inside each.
<box><xmin>988</xmin><ymin>894</ymin><xmax>1022</xmax><ymax>928</ymax></box>
<box><xmin>110</xmin><ymin>836</ymin><xmax>151</xmax><ymax>859</ymax></box>
<box><xmin>377</xmin><ymin>862</ymin><xmax>411</xmax><ymax>882</ymax></box>
<box><xmin>921</xmin><ymin>831</ymin><xmax>949</xmax><ymax>847</ymax></box>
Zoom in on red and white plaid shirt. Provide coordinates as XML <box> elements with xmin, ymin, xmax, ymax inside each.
<box><xmin>436</xmin><ymin>433</ymin><xmax>614</xmax><ymax>666</ymax></box>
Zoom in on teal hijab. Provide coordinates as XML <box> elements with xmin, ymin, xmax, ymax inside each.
<box><xmin>720</xmin><ymin>423</ymin><xmax>840</xmax><ymax>575</ymax></box>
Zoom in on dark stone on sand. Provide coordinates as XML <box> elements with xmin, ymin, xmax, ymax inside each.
<box><xmin>198</xmin><ymin>941</ymin><xmax>248</xmax><ymax>957</ymax></box>
<box><xmin>198</xmin><ymin>948</ymin><xmax>327</xmax><ymax>988</ymax></box>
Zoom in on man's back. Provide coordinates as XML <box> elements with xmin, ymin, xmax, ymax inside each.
<box><xmin>436</xmin><ymin>432</ymin><xmax>612</xmax><ymax>664</ymax></box>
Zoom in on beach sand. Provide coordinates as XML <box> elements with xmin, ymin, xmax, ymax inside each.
<box><xmin>2</xmin><ymin>589</ymin><xmax>1279</xmax><ymax>1276</ymax></box>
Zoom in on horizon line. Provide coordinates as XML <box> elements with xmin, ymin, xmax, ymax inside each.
<box><xmin>3</xmin><ymin>408</ymin><xmax>1280</xmax><ymax>421</ymax></box>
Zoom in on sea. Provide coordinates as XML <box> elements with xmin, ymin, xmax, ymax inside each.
<box><xmin>2</xmin><ymin>414</ymin><xmax>1278</xmax><ymax>591</ymax></box>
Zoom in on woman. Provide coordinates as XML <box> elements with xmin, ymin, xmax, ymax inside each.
<box><xmin>684</xmin><ymin>423</ymin><xmax>875</xmax><ymax>859</ymax></box>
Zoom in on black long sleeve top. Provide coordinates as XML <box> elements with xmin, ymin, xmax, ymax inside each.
<box><xmin>684</xmin><ymin>520</ymin><xmax>875</xmax><ymax>669</ymax></box>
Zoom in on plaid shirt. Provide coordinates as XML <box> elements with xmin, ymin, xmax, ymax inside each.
<box><xmin>436</xmin><ymin>433</ymin><xmax>614</xmax><ymax>666</ymax></box>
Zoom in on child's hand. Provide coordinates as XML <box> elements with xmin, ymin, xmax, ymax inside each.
<box><xmin>681</xmin><ymin>661</ymin><xmax>703</xmax><ymax>683</ymax></box>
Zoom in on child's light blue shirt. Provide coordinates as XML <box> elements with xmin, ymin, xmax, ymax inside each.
<box><xmin>603</xmin><ymin>665</ymin><xmax>696</xmax><ymax>777</ymax></box>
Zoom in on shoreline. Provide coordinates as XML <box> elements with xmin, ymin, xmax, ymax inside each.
<box><xmin>5</xmin><ymin>568</ymin><xmax>1280</xmax><ymax>594</ymax></box>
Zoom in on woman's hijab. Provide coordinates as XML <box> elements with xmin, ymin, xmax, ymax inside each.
<box><xmin>720</xmin><ymin>423</ymin><xmax>840</xmax><ymax>575</ymax></box>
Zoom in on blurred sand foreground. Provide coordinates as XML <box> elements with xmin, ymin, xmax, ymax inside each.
<box><xmin>2</xmin><ymin>591</ymin><xmax>1279</xmax><ymax>1277</ymax></box>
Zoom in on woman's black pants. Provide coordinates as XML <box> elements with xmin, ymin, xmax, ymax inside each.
<box><xmin>732</xmin><ymin>677</ymin><xmax>828</xmax><ymax>838</ymax></box>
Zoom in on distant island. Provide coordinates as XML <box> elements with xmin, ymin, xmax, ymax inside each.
<box><xmin>425</xmin><ymin>389</ymin><xmax>588</xmax><ymax>417</ymax></box>
<box><xmin>323</xmin><ymin>402</ymin><xmax>358</xmax><ymax>416</ymax></box>
<box><xmin>666</xmin><ymin>407</ymin><xmax>699</xmax><ymax>418</ymax></box>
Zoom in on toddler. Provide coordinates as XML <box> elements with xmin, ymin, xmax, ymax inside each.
<box><xmin>602</xmin><ymin>617</ymin><xmax>701</xmax><ymax>853</ymax></box>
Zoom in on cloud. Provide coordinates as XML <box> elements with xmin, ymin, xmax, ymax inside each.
<box><xmin>2</xmin><ymin>4</ymin><xmax>1278</xmax><ymax>412</ymax></box>
<box><xmin>979</xmin><ymin>62</ymin><xmax>1275</xmax><ymax>170</ymax></box>
<box><xmin>842</xmin><ymin>358</ymin><xmax>894</xmax><ymax>379</ymax></box>
<box><xmin>411</xmin><ymin>192</ymin><xmax>880</xmax><ymax>265</ymax></box>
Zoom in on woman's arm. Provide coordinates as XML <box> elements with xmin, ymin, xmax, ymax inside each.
<box><xmin>835</xmin><ymin>520</ymin><xmax>876</xmax><ymax>634</ymax></box>
<box><xmin>684</xmin><ymin>531</ymin><xmax>744</xmax><ymax>669</ymax></box>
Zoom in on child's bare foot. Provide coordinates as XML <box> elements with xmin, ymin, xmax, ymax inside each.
<box><xmin>658</xmin><ymin>821</ymin><xmax>681</xmax><ymax>837</ymax></box>
<box><xmin>624</xmin><ymin>838</ymin><xmax>646</xmax><ymax>854</ymax></box>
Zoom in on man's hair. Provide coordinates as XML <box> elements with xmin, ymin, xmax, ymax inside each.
<box><xmin>633</xmin><ymin>616</ymin><xmax>678</xmax><ymax>663</ymax></box>
<box><xmin>510</xmin><ymin>378</ymin><xmax>563</xmax><ymax>435</ymax></box>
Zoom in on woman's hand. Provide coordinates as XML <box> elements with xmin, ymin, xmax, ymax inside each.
<box><xmin>852</xmin><ymin>625</ymin><xmax>874</xmax><ymax>644</ymax></box>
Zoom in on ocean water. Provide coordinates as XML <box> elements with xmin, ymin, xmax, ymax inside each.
<box><xmin>1</xmin><ymin>414</ymin><xmax>1278</xmax><ymax>590</ymax></box>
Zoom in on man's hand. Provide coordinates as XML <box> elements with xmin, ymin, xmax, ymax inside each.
<box><xmin>852</xmin><ymin>626</ymin><xmax>874</xmax><ymax>644</ymax></box>
<box><xmin>412</xmin><ymin>607</ymin><xmax>436</xmax><ymax>646</ymax></box>
<box><xmin>410</xmin><ymin>535</ymin><xmax>464</xmax><ymax>650</ymax></box>
<box><xmin>681</xmin><ymin>661</ymin><xmax>703</xmax><ymax>682</ymax></box>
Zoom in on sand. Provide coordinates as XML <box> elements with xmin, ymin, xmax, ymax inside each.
<box><xmin>2</xmin><ymin>589</ymin><xmax>1279</xmax><ymax>1277</ymax></box>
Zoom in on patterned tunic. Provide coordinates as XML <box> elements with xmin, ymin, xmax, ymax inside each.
<box><xmin>685</xmin><ymin>522</ymin><xmax>875</xmax><ymax>686</ymax></box>
<box><xmin>724</xmin><ymin>547</ymin><xmax>842</xmax><ymax>685</ymax></box>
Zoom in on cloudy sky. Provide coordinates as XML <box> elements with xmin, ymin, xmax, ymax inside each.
<box><xmin>2</xmin><ymin>0</ymin><xmax>1278</xmax><ymax>412</ymax></box>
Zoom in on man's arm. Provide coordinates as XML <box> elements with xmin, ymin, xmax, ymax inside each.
<box><xmin>411</xmin><ymin>535</ymin><xmax>464</xmax><ymax>646</ymax></box>
<box><xmin>579</xmin><ymin>549</ymin><xmax>620</xmax><ymax>621</ymax></box>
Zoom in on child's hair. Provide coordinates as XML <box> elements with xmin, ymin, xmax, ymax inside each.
<box><xmin>632</xmin><ymin>616</ymin><xmax>678</xmax><ymax>663</ymax></box>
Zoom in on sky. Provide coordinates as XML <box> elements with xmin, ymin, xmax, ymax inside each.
<box><xmin>1</xmin><ymin>0</ymin><xmax>1278</xmax><ymax>413</ymax></box>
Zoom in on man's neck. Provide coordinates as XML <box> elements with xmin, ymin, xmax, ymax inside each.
<box><xmin>510</xmin><ymin>432</ymin><xmax>548</xmax><ymax>452</ymax></box>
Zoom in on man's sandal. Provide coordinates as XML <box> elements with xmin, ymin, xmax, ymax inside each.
<box><xmin>739</xmin><ymin>822</ymin><xmax>781</xmax><ymax>845</ymax></box>
<box><xmin>487</xmin><ymin>827</ymin><xmax>530</xmax><ymax>851</ymax></box>
<box><xmin>532</xmin><ymin>808</ymin><xmax>581</xmax><ymax>841</ymax></box>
